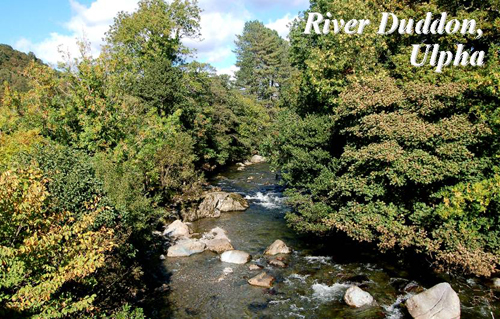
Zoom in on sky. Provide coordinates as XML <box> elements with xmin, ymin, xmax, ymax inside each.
<box><xmin>0</xmin><ymin>0</ymin><xmax>309</xmax><ymax>76</ymax></box>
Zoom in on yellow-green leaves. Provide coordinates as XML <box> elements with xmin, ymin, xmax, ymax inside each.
<box><xmin>0</xmin><ymin>169</ymin><xmax>115</xmax><ymax>317</ymax></box>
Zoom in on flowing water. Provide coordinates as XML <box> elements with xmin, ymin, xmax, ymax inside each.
<box><xmin>161</xmin><ymin>163</ymin><xmax>499</xmax><ymax>318</ymax></box>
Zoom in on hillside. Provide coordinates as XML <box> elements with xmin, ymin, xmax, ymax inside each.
<box><xmin>0</xmin><ymin>44</ymin><xmax>42</xmax><ymax>98</ymax></box>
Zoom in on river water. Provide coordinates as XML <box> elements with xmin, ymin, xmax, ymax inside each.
<box><xmin>161</xmin><ymin>163</ymin><xmax>499</xmax><ymax>318</ymax></box>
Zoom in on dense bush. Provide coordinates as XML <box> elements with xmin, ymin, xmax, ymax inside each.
<box><xmin>264</xmin><ymin>0</ymin><xmax>500</xmax><ymax>276</ymax></box>
<box><xmin>0</xmin><ymin>169</ymin><xmax>115</xmax><ymax>318</ymax></box>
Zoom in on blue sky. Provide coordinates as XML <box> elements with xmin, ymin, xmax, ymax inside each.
<box><xmin>0</xmin><ymin>0</ymin><xmax>309</xmax><ymax>75</ymax></box>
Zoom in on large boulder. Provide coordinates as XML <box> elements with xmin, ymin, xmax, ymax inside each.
<box><xmin>184</xmin><ymin>192</ymin><xmax>249</xmax><ymax>222</ymax></box>
<box><xmin>248</xmin><ymin>272</ymin><xmax>275</xmax><ymax>288</ymax></box>
<box><xmin>264</xmin><ymin>240</ymin><xmax>291</xmax><ymax>255</ymax></box>
<box><xmin>163</xmin><ymin>220</ymin><xmax>190</xmax><ymax>239</ymax></box>
<box><xmin>250</xmin><ymin>155</ymin><xmax>266</xmax><ymax>164</ymax></box>
<box><xmin>203</xmin><ymin>227</ymin><xmax>231</xmax><ymax>241</ymax></box>
<box><xmin>167</xmin><ymin>239</ymin><xmax>206</xmax><ymax>257</ymax></box>
<box><xmin>406</xmin><ymin>283</ymin><xmax>460</xmax><ymax>319</ymax></box>
<box><xmin>200</xmin><ymin>227</ymin><xmax>234</xmax><ymax>253</ymax></box>
<box><xmin>344</xmin><ymin>286</ymin><xmax>374</xmax><ymax>308</ymax></box>
<box><xmin>204</xmin><ymin>239</ymin><xmax>234</xmax><ymax>253</ymax></box>
<box><xmin>493</xmin><ymin>278</ymin><xmax>500</xmax><ymax>289</ymax></box>
<box><xmin>220</xmin><ymin>250</ymin><xmax>251</xmax><ymax>264</ymax></box>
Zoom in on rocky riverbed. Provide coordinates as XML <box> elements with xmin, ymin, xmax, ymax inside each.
<box><xmin>158</xmin><ymin>163</ymin><xmax>499</xmax><ymax>318</ymax></box>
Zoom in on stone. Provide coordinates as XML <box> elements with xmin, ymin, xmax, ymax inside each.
<box><xmin>248</xmin><ymin>272</ymin><xmax>275</xmax><ymax>288</ymax></box>
<box><xmin>163</xmin><ymin>220</ymin><xmax>190</xmax><ymax>239</ymax></box>
<box><xmin>249</xmin><ymin>264</ymin><xmax>262</xmax><ymax>271</ymax></box>
<box><xmin>204</xmin><ymin>238</ymin><xmax>234</xmax><ymax>253</ymax></box>
<box><xmin>159</xmin><ymin>254</ymin><xmax>166</xmax><ymax>260</ymax></box>
<box><xmin>217</xmin><ymin>267</ymin><xmax>234</xmax><ymax>280</ymax></box>
<box><xmin>220</xmin><ymin>250</ymin><xmax>251</xmax><ymax>264</ymax></box>
<box><xmin>152</xmin><ymin>230</ymin><xmax>164</xmax><ymax>237</ymax></box>
<box><xmin>344</xmin><ymin>286</ymin><xmax>374</xmax><ymax>308</ymax></box>
<box><xmin>269</xmin><ymin>258</ymin><xmax>286</xmax><ymax>268</ymax></box>
<box><xmin>167</xmin><ymin>239</ymin><xmax>206</xmax><ymax>257</ymax></box>
<box><xmin>264</xmin><ymin>240</ymin><xmax>291</xmax><ymax>255</ymax></box>
<box><xmin>406</xmin><ymin>283</ymin><xmax>460</xmax><ymax>319</ymax></box>
<box><xmin>403</xmin><ymin>281</ymin><xmax>424</xmax><ymax>294</ymax></box>
<box><xmin>237</xmin><ymin>166</ymin><xmax>245</xmax><ymax>171</ymax></box>
<box><xmin>250</xmin><ymin>155</ymin><xmax>266</xmax><ymax>164</ymax></box>
<box><xmin>202</xmin><ymin>227</ymin><xmax>230</xmax><ymax>241</ymax></box>
<box><xmin>217</xmin><ymin>193</ymin><xmax>248</xmax><ymax>212</ymax></box>
<box><xmin>236</xmin><ymin>162</ymin><xmax>245</xmax><ymax>167</ymax></box>
<box><xmin>185</xmin><ymin>192</ymin><xmax>249</xmax><ymax>221</ymax></box>
<box><xmin>493</xmin><ymin>278</ymin><xmax>500</xmax><ymax>288</ymax></box>
<box><xmin>201</xmin><ymin>228</ymin><xmax>233</xmax><ymax>253</ymax></box>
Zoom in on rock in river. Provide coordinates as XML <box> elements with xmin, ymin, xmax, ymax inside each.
<box><xmin>184</xmin><ymin>192</ymin><xmax>249</xmax><ymax>222</ymax></box>
<box><xmin>493</xmin><ymin>278</ymin><xmax>500</xmax><ymax>289</ymax></box>
<box><xmin>220</xmin><ymin>250</ymin><xmax>251</xmax><ymax>264</ymax></box>
<box><xmin>264</xmin><ymin>239</ymin><xmax>291</xmax><ymax>255</ymax></box>
<box><xmin>167</xmin><ymin>239</ymin><xmax>206</xmax><ymax>257</ymax></box>
<box><xmin>250</xmin><ymin>155</ymin><xmax>266</xmax><ymax>164</ymax></box>
<box><xmin>248</xmin><ymin>272</ymin><xmax>275</xmax><ymax>288</ymax></box>
<box><xmin>268</xmin><ymin>258</ymin><xmax>287</xmax><ymax>268</ymax></box>
<box><xmin>163</xmin><ymin>220</ymin><xmax>190</xmax><ymax>239</ymax></box>
<box><xmin>203</xmin><ymin>227</ymin><xmax>231</xmax><ymax>241</ymax></box>
<box><xmin>406</xmin><ymin>282</ymin><xmax>460</xmax><ymax>319</ymax></box>
<box><xmin>344</xmin><ymin>286</ymin><xmax>374</xmax><ymax>308</ymax></box>
<box><xmin>249</xmin><ymin>264</ymin><xmax>263</xmax><ymax>271</ymax></box>
<box><xmin>204</xmin><ymin>238</ymin><xmax>234</xmax><ymax>253</ymax></box>
<box><xmin>200</xmin><ymin>227</ymin><xmax>234</xmax><ymax>253</ymax></box>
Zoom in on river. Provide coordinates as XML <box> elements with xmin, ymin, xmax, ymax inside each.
<box><xmin>160</xmin><ymin>163</ymin><xmax>498</xmax><ymax>318</ymax></box>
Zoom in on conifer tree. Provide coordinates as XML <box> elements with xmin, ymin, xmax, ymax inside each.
<box><xmin>234</xmin><ymin>21</ymin><xmax>292</xmax><ymax>107</ymax></box>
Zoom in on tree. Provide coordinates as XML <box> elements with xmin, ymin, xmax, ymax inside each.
<box><xmin>0</xmin><ymin>44</ymin><xmax>43</xmax><ymax>100</ymax></box>
<box><xmin>179</xmin><ymin>62</ymin><xmax>270</xmax><ymax>169</ymax></box>
<box><xmin>0</xmin><ymin>0</ymin><xmax>272</xmax><ymax>315</ymax></box>
<box><xmin>103</xmin><ymin>0</ymin><xmax>201</xmax><ymax>116</ymax></box>
<box><xmin>234</xmin><ymin>21</ymin><xmax>292</xmax><ymax>106</ymax></box>
<box><xmin>264</xmin><ymin>0</ymin><xmax>500</xmax><ymax>276</ymax></box>
<box><xmin>0</xmin><ymin>169</ymin><xmax>115</xmax><ymax>318</ymax></box>
<box><xmin>105</xmin><ymin>0</ymin><xmax>200</xmax><ymax>63</ymax></box>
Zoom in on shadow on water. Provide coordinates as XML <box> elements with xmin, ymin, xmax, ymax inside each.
<box><xmin>157</xmin><ymin>163</ymin><xmax>499</xmax><ymax>319</ymax></box>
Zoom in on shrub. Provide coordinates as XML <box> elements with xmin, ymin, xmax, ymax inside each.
<box><xmin>0</xmin><ymin>169</ymin><xmax>115</xmax><ymax>318</ymax></box>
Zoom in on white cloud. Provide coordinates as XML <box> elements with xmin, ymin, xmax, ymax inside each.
<box><xmin>13</xmin><ymin>0</ymin><xmax>307</xmax><ymax>68</ymax></box>
<box><xmin>15</xmin><ymin>33</ymin><xmax>80</xmax><ymax>66</ymax></box>
<box><xmin>266</xmin><ymin>13</ymin><xmax>297</xmax><ymax>39</ymax></box>
<box><xmin>247</xmin><ymin>0</ymin><xmax>309</xmax><ymax>9</ymax></box>
<box><xmin>216</xmin><ymin>65</ymin><xmax>239</xmax><ymax>78</ymax></box>
<box><xmin>184</xmin><ymin>10</ymin><xmax>249</xmax><ymax>63</ymax></box>
<box><xmin>14</xmin><ymin>0</ymin><xmax>138</xmax><ymax>66</ymax></box>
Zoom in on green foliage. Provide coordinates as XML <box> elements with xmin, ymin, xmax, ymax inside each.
<box><xmin>0</xmin><ymin>45</ymin><xmax>42</xmax><ymax>99</ymax></box>
<box><xmin>107</xmin><ymin>304</ymin><xmax>145</xmax><ymax>319</ymax></box>
<box><xmin>181</xmin><ymin>62</ymin><xmax>270</xmax><ymax>168</ymax></box>
<box><xmin>235</xmin><ymin>20</ymin><xmax>293</xmax><ymax>106</ymax></box>
<box><xmin>265</xmin><ymin>0</ymin><xmax>500</xmax><ymax>276</ymax></box>
<box><xmin>105</xmin><ymin>0</ymin><xmax>200</xmax><ymax>63</ymax></box>
<box><xmin>0</xmin><ymin>169</ymin><xmax>115</xmax><ymax>318</ymax></box>
<box><xmin>19</xmin><ymin>143</ymin><xmax>109</xmax><ymax>217</ymax></box>
<box><xmin>0</xmin><ymin>0</ymin><xmax>270</xmax><ymax>316</ymax></box>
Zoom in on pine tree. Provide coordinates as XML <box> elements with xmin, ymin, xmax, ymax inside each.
<box><xmin>234</xmin><ymin>21</ymin><xmax>292</xmax><ymax>107</ymax></box>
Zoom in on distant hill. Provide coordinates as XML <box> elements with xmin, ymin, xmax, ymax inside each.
<box><xmin>0</xmin><ymin>44</ymin><xmax>43</xmax><ymax>98</ymax></box>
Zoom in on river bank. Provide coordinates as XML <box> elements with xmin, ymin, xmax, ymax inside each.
<box><xmin>159</xmin><ymin>163</ymin><xmax>499</xmax><ymax>318</ymax></box>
